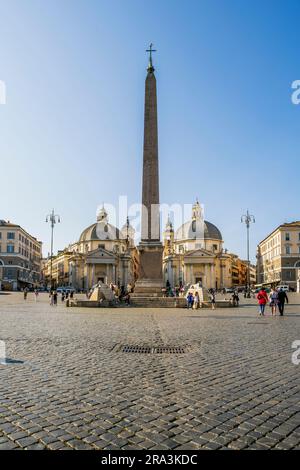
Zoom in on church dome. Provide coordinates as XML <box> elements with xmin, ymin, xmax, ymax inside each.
<box><xmin>175</xmin><ymin>220</ymin><xmax>222</xmax><ymax>241</ymax></box>
<box><xmin>174</xmin><ymin>200</ymin><xmax>222</xmax><ymax>241</ymax></box>
<box><xmin>79</xmin><ymin>223</ymin><xmax>121</xmax><ymax>242</ymax></box>
<box><xmin>79</xmin><ymin>207</ymin><xmax>121</xmax><ymax>242</ymax></box>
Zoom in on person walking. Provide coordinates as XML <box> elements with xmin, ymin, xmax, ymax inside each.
<box><xmin>193</xmin><ymin>292</ymin><xmax>200</xmax><ymax>310</ymax></box>
<box><xmin>49</xmin><ymin>291</ymin><xmax>54</xmax><ymax>306</ymax></box>
<box><xmin>210</xmin><ymin>290</ymin><xmax>216</xmax><ymax>310</ymax></box>
<box><xmin>231</xmin><ymin>291</ymin><xmax>239</xmax><ymax>307</ymax></box>
<box><xmin>23</xmin><ymin>288</ymin><xmax>28</xmax><ymax>300</ymax></box>
<box><xmin>186</xmin><ymin>292</ymin><xmax>194</xmax><ymax>309</ymax></box>
<box><xmin>34</xmin><ymin>289</ymin><xmax>39</xmax><ymax>302</ymax></box>
<box><xmin>53</xmin><ymin>290</ymin><xmax>58</xmax><ymax>306</ymax></box>
<box><xmin>277</xmin><ymin>288</ymin><xmax>289</xmax><ymax>316</ymax></box>
<box><xmin>269</xmin><ymin>288</ymin><xmax>279</xmax><ymax>316</ymax></box>
<box><xmin>125</xmin><ymin>292</ymin><xmax>130</xmax><ymax>306</ymax></box>
<box><xmin>256</xmin><ymin>287</ymin><xmax>268</xmax><ymax>316</ymax></box>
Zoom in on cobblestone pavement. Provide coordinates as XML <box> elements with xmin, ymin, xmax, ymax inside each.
<box><xmin>0</xmin><ymin>292</ymin><xmax>299</xmax><ymax>450</ymax></box>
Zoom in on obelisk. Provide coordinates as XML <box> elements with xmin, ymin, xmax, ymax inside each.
<box><xmin>134</xmin><ymin>44</ymin><xmax>164</xmax><ymax>296</ymax></box>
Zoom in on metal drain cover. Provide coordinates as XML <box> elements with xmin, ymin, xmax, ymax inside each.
<box><xmin>113</xmin><ymin>344</ymin><xmax>188</xmax><ymax>354</ymax></box>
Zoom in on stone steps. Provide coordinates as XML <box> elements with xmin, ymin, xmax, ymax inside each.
<box><xmin>130</xmin><ymin>297</ymin><xmax>187</xmax><ymax>308</ymax></box>
<box><xmin>69</xmin><ymin>298</ymin><xmax>234</xmax><ymax>309</ymax></box>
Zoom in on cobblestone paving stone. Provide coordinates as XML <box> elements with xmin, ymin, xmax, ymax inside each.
<box><xmin>0</xmin><ymin>292</ymin><xmax>299</xmax><ymax>450</ymax></box>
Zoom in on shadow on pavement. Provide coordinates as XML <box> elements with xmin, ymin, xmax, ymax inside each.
<box><xmin>0</xmin><ymin>358</ymin><xmax>24</xmax><ymax>365</ymax></box>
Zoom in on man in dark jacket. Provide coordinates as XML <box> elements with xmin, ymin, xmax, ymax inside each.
<box><xmin>277</xmin><ymin>288</ymin><xmax>289</xmax><ymax>316</ymax></box>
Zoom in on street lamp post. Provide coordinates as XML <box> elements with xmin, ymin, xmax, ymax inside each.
<box><xmin>46</xmin><ymin>210</ymin><xmax>61</xmax><ymax>290</ymax></box>
<box><xmin>241</xmin><ymin>210</ymin><xmax>255</xmax><ymax>298</ymax></box>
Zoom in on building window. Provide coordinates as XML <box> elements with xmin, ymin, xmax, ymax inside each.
<box><xmin>7</xmin><ymin>232</ymin><xmax>15</xmax><ymax>240</ymax></box>
<box><xmin>286</xmin><ymin>246</ymin><xmax>291</xmax><ymax>255</ymax></box>
<box><xmin>6</xmin><ymin>269</ymin><xmax>14</xmax><ymax>279</ymax></box>
<box><xmin>98</xmin><ymin>244</ymin><xmax>105</xmax><ymax>250</ymax></box>
<box><xmin>7</xmin><ymin>245</ymin><xmax>15</xmax><ymax>253</ymax></box>
<box><xmin>285</xmin><ymin>233</ymin><xmax>290</xmax><ymax>241</ymax></box>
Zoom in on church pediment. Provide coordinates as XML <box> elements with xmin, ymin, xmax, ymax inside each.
<box><xmin>85</xmin><ymin>248</ymin><xmax>117</xmax><ymax>264</ymax></box>
<box><xmin>183</xmin><ymin>249</ymin><xmax>214</xmax><ymax>262</ymax></box>
<box><xmin>185</xmin><ymin>249</ymin><xmax>213</xmax><ymax>257</ymax></box>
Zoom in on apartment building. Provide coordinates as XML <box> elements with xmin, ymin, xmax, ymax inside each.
<box><xmin>0</xmin><ymin>220</ymin><xmax>42</xmax><ymax>290</ymax></box>
<box><xmin>257</xmin><ymin>221</ymin><xmax>300</xmax><ymax>291</ymax></box>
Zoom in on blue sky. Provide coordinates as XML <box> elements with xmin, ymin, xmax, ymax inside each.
<box><xmin>0</xmin><ymin>0</ymin><xmax>299</xmax><ymax>261</ymax></box>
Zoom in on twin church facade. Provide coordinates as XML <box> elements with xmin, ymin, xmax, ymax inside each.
<box><xmin>43</xmin><ymin>200</ymin><xmax>235</xmax><ymax>291</ymax></box>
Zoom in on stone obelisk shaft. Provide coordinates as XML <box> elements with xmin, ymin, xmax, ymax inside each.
<box><xmin>141</xmin><ymin>69</ymin><xmax>160</xmax><ymax>242</ymax></box>
<box><xmin>133</xmin><ymin>50</ymin><xmax>163</xmax><ymax>296</ymax></box>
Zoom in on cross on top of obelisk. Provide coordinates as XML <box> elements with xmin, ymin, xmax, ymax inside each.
<box><xmin>146</xmin><ymin>43</ymin><xmax>156</xmax><ymax>72</ymax></box>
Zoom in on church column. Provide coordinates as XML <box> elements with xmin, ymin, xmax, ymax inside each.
<box><xmin>208</xmin><ymin>264</ymin><xmax>213</xmax><ymax>289</ymax></box>
<box><xmin>84</xmin><ymin>264</ymin><xmax>88</xmax><ymax>290</ymax></box>
<box><xmin>123</xmin><ymin>260</ymin><xmax>128</xmax><ymax>287</ymax></box>
<box><xmin>204</xmin><ymin>264</ymin><xmax>208</xmax><ymax>288</ymax></box>
<box><xmin>170</xmin><ymin>261</ymin><xmax>174</xmax><ymax>287</ymax></box>
<box><xmin>189</xmin><ymin>265</ymin><xmax>192</xmax><ymax>283</ymax></box>
<box><xmin>186</xmin><ymin>265</ymin><xmax>190</xmax><ymax>283</ymax></box>
<box><xmin>220</xmin><ymin>259</ymin><xmax>224</xmax><ymax>289</ymax></box>
<box><xmin>105</xmin><ymin>265</ymin><xmax>109</xmax><ymax>285</ymax></box>
<box><xmin>211</xmin><ymin>263</ymin><xmax>216</xmax><ymax>290</ymax></box>
<box><xmin>92</xmin><ymin>264</ymin><xmax>95</xmax><ymax>286</ymax></box>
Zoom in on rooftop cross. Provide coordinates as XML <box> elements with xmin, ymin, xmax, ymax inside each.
<box><xmin>146</xmin><ymin>43</ymin><xmax>156</xmax><ymax>71</ymax></box>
